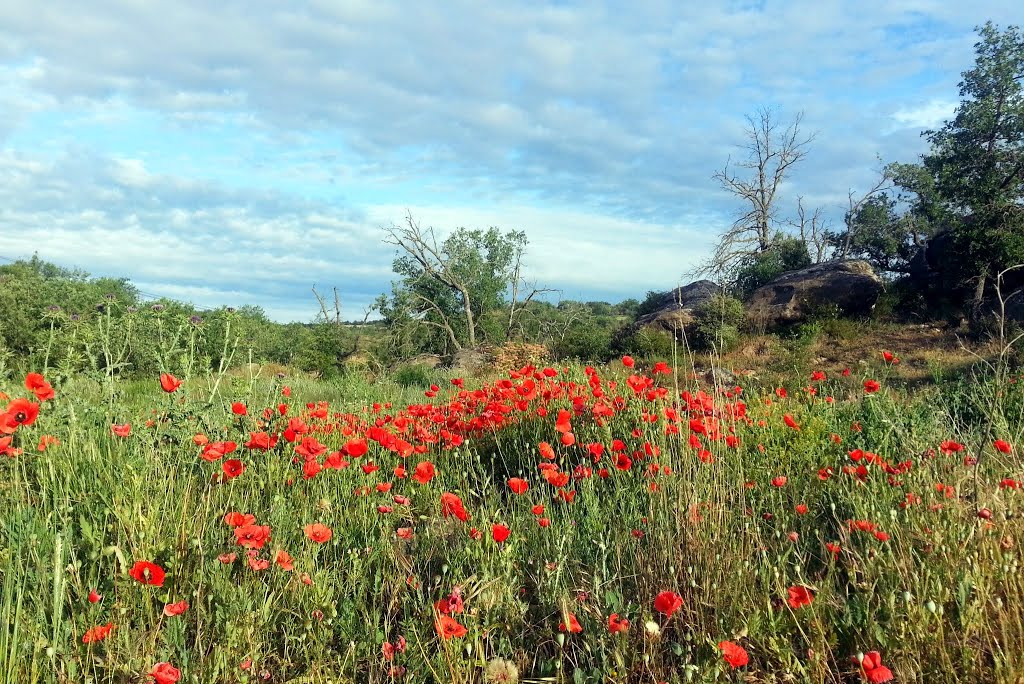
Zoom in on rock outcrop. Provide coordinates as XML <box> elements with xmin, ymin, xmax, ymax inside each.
<box><xmin>745</xmin><ymin>260</ymin><xmax>883</xmax><ymax>327</ymax></box>
<box><xmin>636</xmin><ymin>280</ymin><xmax>724</xmax><ymax>331</ymax></box>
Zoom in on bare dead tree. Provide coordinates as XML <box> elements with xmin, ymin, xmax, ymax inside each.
<box><xmin>384</xmin><ymin>212</ymin><xmax>476</xmax><ymax>350</ymax></box>
<box><xmin>788</xmin><ymin>197</ymin><xmax>831</xmax><ymax>263</ymax></box>
<box><xmin>506</xmin><ymin>239</ymin><xmax>556</xmax><ymax>341</ymax></box>
<box><xmin>702</xmin><ymin>107</ymin><xmax>815</xmax><ymax>276</ymax></box>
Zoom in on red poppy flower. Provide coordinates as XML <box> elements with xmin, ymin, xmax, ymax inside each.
<box><xmin>718</xmin><ymin>640</ymin><xmax>749</xmax><ymax>668</ymax></box>
<box><xmin>857</xmin><ymin>651</ymin><xmax>894</xmax><ymax>683</ymax></box>
<box><xmin>787</xmin><ymin>585</ymin><xmax>814</xmax><ymax>609</ymax></box>
<box><xmin>274</xmin><ymin>549</ymin><xmax>295</xmax><ymax>571</ymax></box>
<box><xmin>163</xmin><ymin>600</ymin><xmax>189</xmax><ymax>617</ymax></box>
<box><xmin>994</xmin><ymin>439</ymin><xmax>1013</xmax><ymax>454</ymax></box>
<box><xmin>507</xmin><ymin>477</ymin><xmax>529</xmax><ymax>495</ymax></box>
<box><xmin>159</xmin><ymin>374</ymin><xmax>182</xmax><ymax>393</ymax></box>
<box><xmin>1</xmin><ymin>398</ymin><xmax>40</xmax><ymax>433</ymax></box>
<box><xmin>607</xmin><ymin>613</ymin><xmax>630</xmax><ymax>633</ymax></box>
<box><xmin>492</xmin><ymin>523</ymin><xmax>511</xmax><ymax>543</ymax></box>
<box><xmin>82</xmin><ymin>622</ymin><xmax>115</xmax><ymax>644</ymax></box>
<box><xmin>231</xmin><ymin>402</ymin><xmax>247</xmax><ymax>416</ymax></box>
<box><xmin>621</xmin><ymin>355</ymin><xmax>635</xmax><ymax>368</ymax></box>
<box><xmin>441</xmin><ymin>492</ymin><xmax>469</xmax><ymax>522</ymax></box>
<box><xmin>111</xmin><ymin>423</ymin><xmax>131</xmax><ymax>438</ymax></box>
<box><xmin>234</xmin><ymin>524</ymin><xmax>272</xmax><ymax>549</ymax></box>
<box><xmin>222</xmin><ymin>459</ymin><xmax>245</xmax><ymax>479</ymax></box>
<box><xmin>654</xmin><ymin>591</ymin><xmax>683</xmax><ymax>617</ymax></box>
<box><xmin>771</xmin><ymin>476</ymin><xmax>788</xmax><ymax>487</ymax></box>
<box><xmin>128</xmin><ymin>560</ymin><xmax>165</xmax><ymax>587</ymax></box>
<box><xmin>304</xmin><ymin>523</ymin><xmax>333</xmax><ymax>544</ymax></box>
<box><xmin>412</xmin><ymin>461</ymin><xmax>436</xmax><ymax>484</ymax></box>
<box><xmin>435</xmin><ymin>615</ymin><xmax>467</xmax><ymax>639</ymax></box>
<box><xmin>559</xmin><ymin>612</ymin><xmax>583</xmax><ymax>633</ymax></box>
<box><xmin>783</xmin><ymin>414</ymin><xmax>800</xmax><ymax>431</ymax></box>
<box><xmin>24</xmin><ymin>372</ymin><xmax>55</xmax><ymax>401</ymax></box>
<box><xmin>795</xmin><ymin>504</ymin><xmax>808</xmax><ymax>515</ymax></box>
<box><xmin>863</xmin><ymin>379</ymin><xmax>880</xmax><ymax>393</ymax></box>
<box><xmin>150</xmin><ymin>662</ymin><xmax>181</xmax><ymax>684</ymax></box>
<box><xmin>88</xmin><ymin>588</ymin><xmax>102</xmax><ymax>603</ymax></box>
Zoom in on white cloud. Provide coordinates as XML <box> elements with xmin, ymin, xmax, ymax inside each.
<box><xmin>891</xmin><ymin>99</ymin><xmax>958</xmax><ymax>131</ymax></box>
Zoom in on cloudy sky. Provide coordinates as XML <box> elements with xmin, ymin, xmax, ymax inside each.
<box><xmin>1</xmin><ymin>1</ymin><xmax>1021</xmax><ymax>321</ymax></box>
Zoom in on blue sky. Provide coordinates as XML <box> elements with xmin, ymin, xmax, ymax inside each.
<box><xmin>1</xmin><ymin>1</ymin><xmax>1022</xmax><ymax>321</ymax></box>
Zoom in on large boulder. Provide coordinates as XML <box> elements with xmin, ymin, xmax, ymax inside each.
<box><xmin>745</xmin><ymin>260</ymin><xmax>882</xmax><ymax>327</ymax></box>
<box><xmin>448</xmin><ymin>347</ymin><xmax>496</xmax><ymax>375</ymax></box>
<box><xmin>637</xmin><ymin>280</ymin><xmax>724</xmax><ymax>331</ymax></box>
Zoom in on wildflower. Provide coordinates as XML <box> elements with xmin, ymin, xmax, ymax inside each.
<box><xmin>412</xmin><ymin>460</ymin><xmax>435</xmax><ymax>485</ymax></box>
<box><xmin>235</xmin><ymin>524</ymin><xmax>271</xmax><ymax>549</ymax></box>
<box><xmin>435</xmin><ymin>615</ymin><xmax>467</xmax><ymax>639</ymax></box>
<box><xmin>159</xmin><ymin>374</ymin><xmax>182</xmax><ymax>393</ymax></box>
<box><xmin>24</xmin><ymin>373</ymin><xmax>55</xmax><ymax>401</ymax></box>
<box><xmin>507</xmin><ymin>477</ymin><xmax>529</xmax><ymax>495</ymax></box>
<box><xmin>653</xmin><ymin>591</ymin><xmax>683</xmax><ymax>618</ymax></box>
<box><xmin>111</xmin><ymin>423</ymin><xmax>131</xmax><ymax>437</ymax></box>
<box><xmin>128</xmin><ymin>560</ymin><xmax>165</xmax><ymax>587</ymax></box>
<box><xmin>1</xmin><ymin>398</ymin><xmax>40</xmax><ymax>433</ymax></box>
<box><xmin>856</xmin><ymin>651</ymin><xmax>894</xmax><ymax>683</ymax></box>
<box><xmin>621</xmin><ymin>355</ymin><xmax>635</xmax><ymax>368</ymax></box>
<box><xmin>150</xmin><ymin>662</ymin><xmax>182</xmax><ymax>684</ymax></box>
<box><xmin>304</xmin><ymin>523</ymin><xmax>333</xmax><ymax>544</ymax></box>
<box><xmin>88</xmin><ymin>588</ymin><xmax>102</xmax><ymax>603</ymax></box>
<box><xmin>607</xmin><ymin>613</ymin><xmax>630</xmax><ymax>633</ymax></box>
<box><xmin>559</xmin><ymin>612</ymin><xmax>583</xmax><ymax>633</ymax></box>
<box><xmin>231</xmin><ymin>402</ymin><xmax>247</xmax><ymax>416</ymax></box>
<box><xmin>82</xmin><ymin>622</ymin><xmax>115</xmax><ymax>644</ymax></box>
<box><xmin>771</xmin><ymin>476</ymin><xmax>788</xmax><ymax>487</ymax></box>
<box><xmin>783</xmin><ymin>414</ymin><xmax>800</xmax><ymax>431</ymax></box>
<box><xmin>163</xmin><ymin>601</ymin><xmax>189</xmax><ymax>617</ymax></box>
<box><xmin>441</xmin><ymin>492</ymin><xmax>470</xmax><ymax>522</ymax></box>
<box><xmin>222</xmin><ymin>459</ymin><xmax>245</xmax><ymax>479</ymax></box>
<box><xmin>718</xmin><ymin>640</ymin><xmax>749</xmax><ymax>668</ymax></box>
<box><xmin>787</xmin><ymin>585</ymin><xmax>814</xmax><ymax>608</ymax></box>
<box><xmin>994</xmin><ymin>439</ymin><xmax>1013</xmax><ymax>454</ymax></box>
<box><xmin>484</xmin><ymin>657</ymin><xmax>519</xmax><ymax>683</ymax></box>
<box><xmin>863</xmin><ymin>379</ymin><xmax>880</xmax><ymax>393</ymax></box>
<box><xmin>274</xmin><ymin>549</ymin><xmax>294</xmax><ymax>571</ymax></box>
<box><xmin>492</xmin><ymin>523</ymin><xmax>511</xmax><ymax>543</ymax></box>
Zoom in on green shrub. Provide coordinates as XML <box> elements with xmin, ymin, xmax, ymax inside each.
<box><xmin>690</xmin><ymin>294</ymin><xmax>745</xmax><ymax>353</ymax></box>
<box><xmin>610</xmin><ymin>324</ymin><xmax>676</xmax><ymax>360</ymax></box>
<box><xmin>551</xmin><ymin>323</ymin><xmax>613</xmax><ymax>361</ymax></box>
<box><xmin>391</xmin><ymin>363</ymin><xmax>437</xmax><ymax>388</ymax></box>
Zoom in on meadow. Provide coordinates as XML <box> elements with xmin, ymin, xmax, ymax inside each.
<box><xmin>1</xmin><ymin>344</ymin><xmax>1023</xmax><ymax>683</ymax></box>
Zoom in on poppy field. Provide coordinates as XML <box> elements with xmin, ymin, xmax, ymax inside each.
<box><xmin>1</xmin><ymin>352</ymin><xmax>1023</xmax><ymax>683</ymax></box>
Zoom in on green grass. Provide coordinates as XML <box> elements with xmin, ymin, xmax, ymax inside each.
<box><xmin>1</xmin><ymin>353</ymin><xmax>1023</xmax><ymax>683</ymax></box>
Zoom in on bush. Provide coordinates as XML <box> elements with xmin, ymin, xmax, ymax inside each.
<box><xmin>551</xmin><ymin>323</ymin><xmax>613</xmax><ymax>361</ymax></box>
<box><xmin>610</xmin><ymin>324</ymin><xmax>676</xmax><ymax>360</ymax></box>
<box><xmin>391</xmin><ymin>363</ymin><xmax>437</xmax><ymax>388</ymax></box>
<box><xmin>689</xmin><ymin>295</ymin><xmax>745</xmax><ymax>353</ymax></box>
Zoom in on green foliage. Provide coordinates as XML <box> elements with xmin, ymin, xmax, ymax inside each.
<box><xmin>920</xmin><ymin>22</ymin><xmax>1024</xmax><ymax>296</ymax></box>
<box><xmin>689</xmin><ymin>294</ymin><xmax>745</xmax><ymax>353</ymax></box>
<box><xmin>551</xmin><ymin>321</ymin><xmax>613</xmax><ymax>361</ymax></box>
<box><xmin>734</xmin><ymin>235</ymin><xmax>811</xmax><ymax>298</ymax></box>
<box><xmin>377</xmin><ymin>221</ymin><xmax>528</xmax><ymax>355</ymax></box>
<box><xmin>391</xmin><ymin>363</ymin><xmax>438</xmax><ymax>388</ymax></box>
<box><xmin>610</xmin><ymin>324</ymin><xmax>675</xmax><ymax>360</ymax></box>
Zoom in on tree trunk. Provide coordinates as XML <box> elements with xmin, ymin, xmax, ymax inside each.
<box><xmin>971</xmin><ymin>267</ymin><xmax>988</xmax><ymax>324</ymax></box>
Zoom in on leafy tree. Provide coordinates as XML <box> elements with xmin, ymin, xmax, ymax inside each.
<box><xmin>378</xmin><ymin>213</ymin><xmax>536</xmax><ymax>355</ymax></box>
<box><xmin>826</xmin><ymin>193</ymin><xmax>925</xmax><ymax>276</ymax></box>
<box><xmin>921</xmin><ymin>22</ymin><xmax>1024</xmax><ymax>308</ymax></box>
